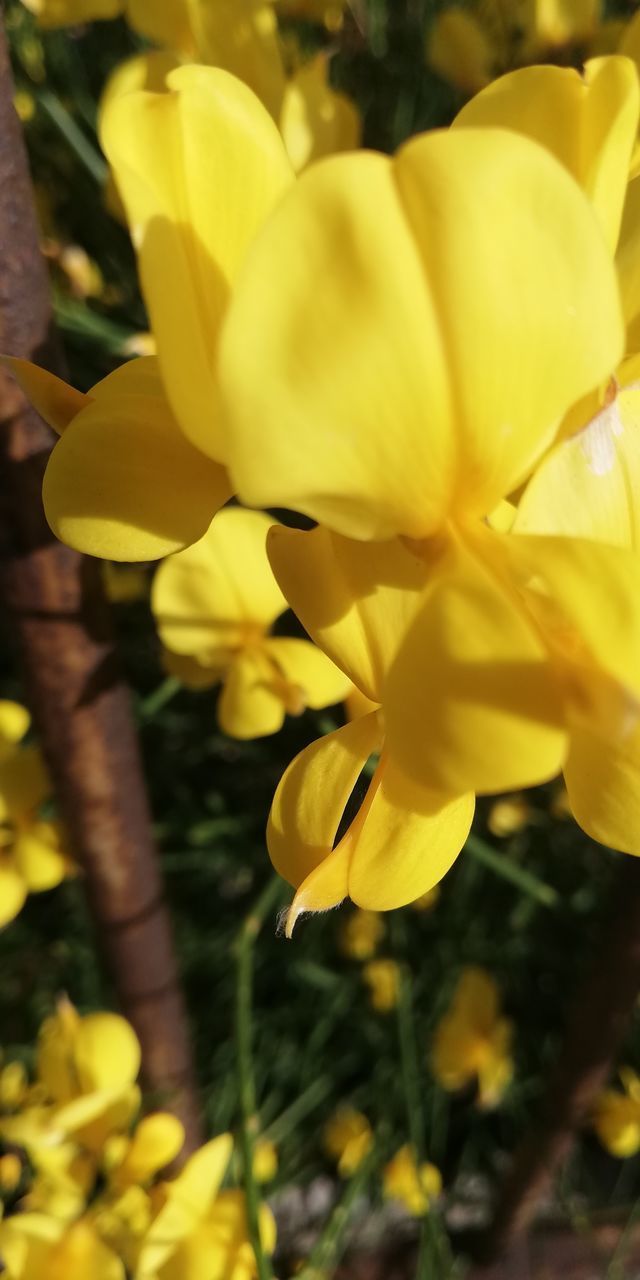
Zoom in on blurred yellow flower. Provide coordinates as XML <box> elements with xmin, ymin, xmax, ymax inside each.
<box><xmin>0</xmin><ymin>1214</ymin><xmax>125</xmax><ymax>1280</ymax></box>
<box><xmin>382</xmin><ymin>1145</ymin><xmax>441</xmax><ymax>1216</ymax></box>
<box><xmin>20</xmin><ymin>0</ymin><xmax>123</xmax><ymax>23</ymax></box>
<box><xmin>0</xmin><ymin>700</ymin><xmax>72</xmax><ymax>930</ymax></box>
<box><xmin>431</xmin><ymin>969</ymin><xmax>514</xmax><ymax>1108</ymax></box>
<box><xmin>339</xmin><ymin>909</ymin><xmax>385</xmax><ymax>961</ymax></box>
<box><xmin>593</xmin><ymin>1068</ymin><xmax>640</xmax><ymax>1157</ymax></box>
<box><xmin>252</xmin><ymin>1138</ymin><xmax>278</xmax><ymax>1184</ymax></box>
<box><xmin>13</xmin><ymin>90</ymin><xmax>35</xmax><ymax>121</ymax></box>
<box><xmin>57</xmin><ymin>245</ymin><xmax>103</xmax><ymax>299</ymax></box>
<box><xmin>0</xmin><ymin>1152</ymin><xmax>22</xmax><ymax>1195</ymax></box>
<box><xmin>153</xmin><ymin>507</ymin><xmax>351</xmax><ymax>740</ymax></box>
<box><xmin>487</xmin><ymin>796</ymin><xmax>531</xmax><ymax>839</ymax></box>
<box><xmin>102</xmin><ymin>564</ymin><xmax>149</xmax><ymax>606</ymax></box>
<box><xmin>323</xmin><ymin>1107</ymin><xmax>373</xmax><ymax>1177</ymax></box>
<box><xmin>362</xmin><ymin>959</ymin><xmax>400</xmax><ymax>1013</ymax></box>
<box><xmin>410</xmin><ymin>887</ymin><xmax>440</xmax><ymax>914</ymax></box>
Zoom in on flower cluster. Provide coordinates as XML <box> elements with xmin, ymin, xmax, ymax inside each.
<box><xmin>0</xmin><ymin>998</ymin><xmax>274</xmax><ymax>1279</ymax></box>
<box><xmin>11</xmin><ymin>12</ymin><xmax>640</xmax><ymax>937</ymax></box>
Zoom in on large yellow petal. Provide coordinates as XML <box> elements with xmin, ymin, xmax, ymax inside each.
<box><xmin>217</xmin><ymin>650</ymin><xmax>287</xmax><ymax>740</ymax></box>
<box><xmin>515</xmin><ymin>386</ymin><xmax>640</xmax><ymax>549</ymax></box>
<box><xmin>152</xmin><ymin>508</ymin><xmax>285</xmax><ymax>662</ymax></box>
<box><xmin>455</xmin><ymin>57</ymin><xmax>640</xmax><ymax>253</ymax></box>
<box><xmin>384</xmin><ymin>534</ymin><xmax>568</xmax><ymax>795</ymax></box>
<box><xmin>222</xmin><ymin>129</ymin><xmax>622</xmax><ymax>539</ymax></box>
<box><xmin>43</xmin><ymin>358</ymin><xmax>230</xmax><ymax>561</ymax></box>
<box><xmin>191</xmin><ymin>0</ymin><xmax>287</xmax><ymax>120</ymax></box>
<box><xmin>264</xmin><ymin>638</ymin><xmax>353</xmax><ymax>709</ymax></box>
<box><xmin>0</xmin><ymin>857</ymin><xmax>27</xmax><ymax>928</ymax></box>
<box><xmin>100</xmin><ymin>65</ymin><xmax>293</xmax><ymax>462</ymax></box>
<box><xmin>267</xmin><ymin>713</ymin><xmax>382</xmax><ymax>894</ymax></box>
<box><xmin>267</xmin><ymin>525</ymin><xmax>437</xmax><ymax>703</ymax></box>
<box><xmin>2</xmin><ymin>358</ymin><xmax>89</xmax><ymax>436</ymax></box>
<box><xmin>73</xmin><ymin>1013</ymin><xmax>141</xmax><ymax>1094</ymax></box>
<box><xmin>346</xmin><ymin>754</ymin><xmax>474</xmax><ymax>910</ymax></box>
<box><xmin>280</xmin><ymin>54</ymin><xmax>361</xmax><ymax>173</ymax></box>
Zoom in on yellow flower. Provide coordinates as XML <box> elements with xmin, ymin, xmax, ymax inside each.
<box><xmin>137</xmin><ymin>1135</ymin><xmax>276</xmax><ymax>1280</ymax></box>
<box><xmin>410</xmin><ymin>887</ymin><xmax>440</xmax><ymax>914</ymax></box>
<box><xmin>487</xmin><ymin>796</ymin><xmax>531</xmax><ymax>839</ymax></box>
<box><xmin>252</xmin><ymin>1138</ymin><xmax>278</xmax><ymax>1184</ymax></box>
<box><xmin>0</xmin><ymin>1214</ymin><xmax>125</xmax><ymax>1280</ymax></box>
<box><xmin>219</xmin><ymin>103</ymin><xmax>640</xmax><ymax>922</ymax></box>
<box><xmin>0</xmin><ymin>1153</ymin><xmax>23</xmax><ymax>1195</ymax></box>
<box><xmin>339</xmin><ymin>909</ymin><xmax>385</xmax><ymax>961</ymax></box>
<box><xmin>361</xmin><ymin>959</ymin><xmax>400</xmax><ymax>1013</ymax></box>
<box><xmin>104</xmin><ymin>1113</ymin><xmax>185</xmax><ymax>1192</ymax></box>
<box><xmin>323</xmin><ymin>1107</ymin><xmax>373</xmax><ymax>1177</ymax></box>
<box><xmin>103</xmin><ymin>564</ymin><xmax>149</xmax><ymax>606</ymax></box>
<box><xmin>0</xmin><ymin>701</ymin><xmax>72</xmax><ymax>929</ymax></box>
<box><xmin>382</xmin><ymin>1145</ymin><xmax>441</xmax><ymax>1217</ymax></box>
<box><xmin>57</xmin><ymin>245</ymin><xmax>103</xmax><ymax>299</ymax></box>
<box><xmin>153</xmin><ymin>508</ymin><xmax>351</xmax><ymax>740</ymax></box>
<box><xmin>431</xmin><ymin>969</ymin><xmax>514</xmax><ymax>1108</ymax></box>
<box><xmin>593</xmin><ymin>1068</ymin><xmax>640</xmax><ymax>1158</ymax></box>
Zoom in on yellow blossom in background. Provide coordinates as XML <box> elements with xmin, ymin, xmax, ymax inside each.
<box><xmin>152</xmin><ymin>508</ymin><xmax>351</xmax><ymax>740</ymax></box>
<box><xmin>592</xmin><ymin>1067</ymin><xmax>640</xmax><ymax>1157</ymax></box>
<box><xmin>13</xmin><ymin>89</ymin><xmax>35</xmax><ymax>121</ymax></box>
<box><xmin>20</xmin><ymin>0</ymin><xmax>123</xmax><ymax>24</ymax></box>
<box><xmin>0</xmin><ymin>700</ymin><xmax>73</xmax><ymax>930</ymax></box>
<box><xmin>323</xmin><ymin>1107</ymin><xmax>373</xmax><ymax>1176</ymax></box>
<box><xmin>339</xmin><ymin>909</ymin><xmax>385</xmax><ymax>961</ymax></box>
<box><xmin>120</xmin><ymin>333</ymin><xmax>157</xmax><ymax>359</ymax></box>
<box><xmin>0</xmin><ymin>1214</ymin><xmax>126</xmax><ymax>1280</ymax></box>
<box><xmin>0</xmin><ymin>1153</ymin><xmax>23</xmax><ymax>1195</ymax></box>
<box><xmin>410</xmin><ymin>887</ymin><xmax>440</xmax><ymax>914</ymax></box>
<box><xmin>431</xmin><ymin>969</ymin><xmax>514</xmax><ymax>1108</ymax></box>
<box><xmin>253</xmin><ymin>1138</ymin><xmax>278</xmax><ymax>1184</ymax></box>
<box><xmin>103</xmin><ymin>564</ymin><xmax>149</xmax><ymax>606</ymax></box>
<box><xmin>382</xmin><ymin>1145</ymin><xmax>442</xmax><ymax>1216</ymax></box>
<box><xmin>487</xmin><ymin>796</ymin><xmax>532</xmax><ymax>839</ymax></box>
<box><xmin>57</xmin><ymin>245</ymin><xmax>103</xmax><ymax>299</ymax></box>
<box><xmin>362</xmin><ymin>959</ymin><xmax>400</xmax><ymax>1013</ymax></box>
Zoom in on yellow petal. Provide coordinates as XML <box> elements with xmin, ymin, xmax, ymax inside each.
<box><xmin>1</xmin><ymin>357</ymin><xmax>90</xmax><ymax>435</ymax></box>
<box><xmin>264</xmin><ymin>638</ymin><xmax>353</xmax><ymax>710</ymax></box>
<box><xmin>139</xmin><ymin>1136</ymin><xmax>233</xmax><ymax>1276</ymax></box>
<box><xmin>515</xmin><ymin>386</ymin><xmax>640</xmax><ymax>549</ymax></box>
<box><xmin>427</xmin><ymin>9</ymin><xmax>495</xmax><ymax>95</ymax></box>
<box><xmin>218</xmin><ymin>650</ymin><xmax>287</xmax><ymax>740</ymax></box>
<box><xmin>22</xmin><ymin>0</ymin><xmax>124</xmax><ymax>26</ymax></box>
<box><xmin>384</xmin><ymin>534</ymin><xmax>567</xmax><ymax>796</ymax></box>
<box><xmin>563</xmin><ymin>718</ymin><xmax>640</xmax><ymax>854</ymax></box>
<box><xmin>0</xmin><ymin>700</ymin><xmax>30</xmax><ymax>755</ymax></box>
<box><xmin>100</xmin><ymin>65</ymin><xmax>293</xmax><ymax>461</ymax></box>
<box><xmin>37</xmin><ymin>997</ymin><xmax>81</xmax><ymax>1104</ymax></box>
<box><xmin>191</xmin><ymin>0</ymin><xmax>287</xmax><ymax>120</ymax></box>
<box><xmin>525</xmin><ymin>0</ymin><xmax>599</xmax><ymax>47</ymax></box>
<box><xmin>43</xmin><ymin>358</ymin><xmax>230</xmax><ymax>561</ymax></box>
<box><xmin>268</xmin><ymin>713</ymin><xmax>382</xmax><ymax>894</ymax></box>
<box><xmin>100</xmin><ymin>51</ymin><xmax>182</xmax><ymax>117</ymax></box>
<box><xmin>280</xmin><ymin>53</ymin><xmax>361</xmax><ymax>173</ymax></box>
<box><xmin>0</xmin><ymin>744</ymin><xmax>51</xmax><ymax>821</ymax></box>
<box><xmin>125</xmin><ymin>0</ymin><xmax>195</xmax><ymax>54</ymax></box>
<box><xmin>114</xmin><ymin>1113</ymin><xmax>185</xmax><ymax>1187</ymax></box>
<box><xmin>222</xmin><ymin>130</ymin><xmax>622</xmax><ymax>539</ymax></box>
<box><xmin>267</xmin><ymin>524</ymin><xmax>433</xmax><ymax>703</ymax></box>
<box><xmin>13</xmin><ymin>820</ymin><xmax>70</xmax><ymax>893</ymax></box>
<box><xmin>152</xmin><ymin>508</ymin><xmax>285</xmax><ymax>662</ymax></box>
<box><xmin>73</xmin><ymin>1013</ymin><xmax>141</xmax><ymax>1094</ymax></box>
<box><xmin>0</xmin><ymin>856</ymin><xmax>27</xmax><ymax>928</ymax></box>
<box><xmin>615</xmin><ymin>173</ymin><xmax>640</xmax><ymax>348</ymax></box>
<box><xmin>454</xmin><ymin>57</ymin><xmax>640</xmax><ymax>253</ymax></box>
<box><xmin>347</xmin><ymin>753</ymin><xmax>474</xmax><ymax>910</ymax></box>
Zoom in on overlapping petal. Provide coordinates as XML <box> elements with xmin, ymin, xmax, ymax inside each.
<box><xmin>280</xmin><ymin>54</ymin><xmax>361</xmax><ymax>173</ymax></box>
<box><xmin>100</xmin><ymin>66</ymin><xmax>293</xmax><ymax>461</ymax></box>
<box><xmin>191</xmin><ymin>0</ymin><xmax>287</xmax><ymax>120</ymax></box>
<box><xmin>152</xmin><ymin>509</ymin><xmax>285</xmax><ymax>663</ymax></box>
<box><xmin>264</xmin><ymin>638</ymin><xmax>353</xmax><ymax>708</ymax></box>
<box><xmin>564</xmin><ymin>719</ymin><xmax>640</xmax><ymax>854</ymax></box>
<box><xmin>222</xmin><ymin>128</ymin><xmax>622</xmax><ymax>539</ymax></box>
<box><xmin>267</xmin><ymin>524</ymin><xmax>432</xmax><ymax>702</ymax></box>
<box><xmin>218</xmin><ymin>650</ymin><xmax>289</xmax><ymax>739</ymax></box>
<box><xmin>42</xmin><ymin>358</ymin><xmax>229</xmax><ymax>561</ymax></box>
<box><xmin>3</xmin><ymin>358</ymin><xmax>89</xmax><ymax>436</ymax></box>
<box><xmin>454</xmin><ymin>56</ymin><xmax>640</xmax><ymax>252</ymax></box>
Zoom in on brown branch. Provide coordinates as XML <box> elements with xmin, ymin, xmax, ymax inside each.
<box><xmin>0</xmin><ymin>7</ymin><xmax>202</xmax><ymax>1153</ymax></box>
<box><xmin>479</xmin><ymin>852</ymin><xmax>640</xmax><ymax>1263</ymax></box>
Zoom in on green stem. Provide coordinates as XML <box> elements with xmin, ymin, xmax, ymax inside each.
<box><xmin>138</xmin><ymin>676</ymin><xmax>181</xmax><ymax>721</ymax></box>
<box><xmin>235</xmin><ymin>876</ymin><xmax>286</xmax><ymax>1280</ymax></box>
<box><xmin>300</xmin><ymin>1145</ymin><xmax>377</xmax><ymax>1278</ymax></box>
<box><xmin>37</xmin><ymin>89</ymin><xmax>107</xmax><ymax>185</ymax></box>
<box><xmin>465</xmin><ymin>833</ymin><xmax>559</xmax><ymax>908</ymax></box>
